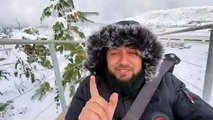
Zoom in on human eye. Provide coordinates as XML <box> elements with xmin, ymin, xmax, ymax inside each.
<box><xmin>128</xmin><ymin>49</ymin><xmax>138</xmax><ymax>55</ymax></box>
<box><xmin>108</xmin><ymin>49</ymin><xmax>119</xmax><ymax>56</ymax></box>
<box><xmin>110</xmin><ymin>51</ymin><xmax>119</xmax><ymax>56</ymax></box>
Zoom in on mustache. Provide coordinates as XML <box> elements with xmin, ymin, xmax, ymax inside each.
<box><xmin>115</xmin><ymin>65</ymin><xmax>132</xmax><ymax>70</ymax></box>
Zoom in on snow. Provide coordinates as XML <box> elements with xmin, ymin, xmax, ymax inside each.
<box><xmin>0</xmin><ymin>46</ymin><xmax>67</xmax><ymax>119</ymax></box>
<box><xmin>11</xmin><ymin>29</ymin><xmax>48</xmax><ymax>40</ymax></box>
<box><xmin>55</xmin><ymin>17</ymin><xmax>67</xmax><ymax>29</ymax></box>
<box><xmin>125</xmin><ymin>6</ymin><xmax>213</xmax><ymax>27</ymax></box>
<box><xmin>163</xmin><ymin>42</ymin><xmax>209</xmax><ymax>97</ymax></box>
<box><xmin>0</xmin><ymin>33</ymin><xmax>8</xmax><ymax>39</ymax></box>
<box><xmin>1</xmin><ymin>6</ymin><xmax>213</xmax><ymax>120</ymax></box>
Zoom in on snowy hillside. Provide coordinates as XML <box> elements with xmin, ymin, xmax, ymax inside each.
<box><xmin>1</xmin><ymin>6</ymin><xmax>213</xmax><ymax>120</ymax></box>
<box><xmin>125</xmin><ymin>6</ymin><xmax>213</xmax><ymax>27</ymax></box>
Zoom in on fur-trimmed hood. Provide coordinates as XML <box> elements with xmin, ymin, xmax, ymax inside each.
<box><xmin>84</xmin><ymin>20</ymin><xmax>164</xmax><ymax>81</ymax></box>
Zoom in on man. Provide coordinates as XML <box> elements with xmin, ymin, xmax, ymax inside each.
<box><xmin>65</xmin><ymin>20</ymin><xmax>213</xmax><ymax>120</ymax></box>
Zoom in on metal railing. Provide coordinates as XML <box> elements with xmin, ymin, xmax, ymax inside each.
<box><xmin>0</xmin><ymin>39</ymin><xmax>85</xmax><ymax>112</ymax></box>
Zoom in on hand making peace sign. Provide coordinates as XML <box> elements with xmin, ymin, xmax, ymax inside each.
<box><xmin>78</xmin><ymin>75</ymin><xmax>118</xmax><ymax>120</ymax></box>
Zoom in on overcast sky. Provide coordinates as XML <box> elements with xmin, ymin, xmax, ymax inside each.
<box><xmin>0</xmin><ymin>0</ymin><xmax>213</xmax><ymax>27</ymax></box>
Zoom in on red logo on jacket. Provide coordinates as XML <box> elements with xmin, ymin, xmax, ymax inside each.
<box><xmin>151</xmin><ymin>112</ymin><xmax>170</xmax><ymax>120</ymax></box>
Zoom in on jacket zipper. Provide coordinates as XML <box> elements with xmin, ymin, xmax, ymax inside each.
<box><xmin>182</xmin><ymin>89</ymin><xmax>195</xmax><ymax>104</ymax></box>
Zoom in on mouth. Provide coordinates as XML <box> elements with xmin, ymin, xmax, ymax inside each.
<box><xmin>118</xmin><ymin>69</ymin><xmax>129</xmax><ymax>72</ymax></box>
<box><xmin>116</xmin><ymin>67</ymin><xmax>131</xmax><ymax>71</ymax></box>
<box><xmin>114</xmin><ymin>69</ymin><xmax>133</xmax><ymax>81</ymax></box>
<box><xmin>116</xmin><ymin>68</ymin><xmax>131</xmax><ymax>75</ymax></box>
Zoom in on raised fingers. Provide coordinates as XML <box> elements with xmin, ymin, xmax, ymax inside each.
<box><xmin>89</xmin><ymin>96</ymin><xmax>108</xmax><ymax>111</ymax></box>
<box><xmin>90</xmin><ymin>75</ymin><xmax>99</xmax><ymax>97</ymax></box>
<box><xmin>78</xmin><ymin>107</ymin><xmax>100</xmax><ymax>120</ymax></box>
<box><xmin>79</xmin><ymin>75</ymin><xmax>118</xmax><ymax>120</ymax></box>
<box><xmin>107</xmin><ymin>93</ymin><xmax>118</xmax><ymax>119</ymax></box>
<box><xmin>84</xmin><ymin>100</ymin><xmax>107</xmax><ymax>119</ymax></box>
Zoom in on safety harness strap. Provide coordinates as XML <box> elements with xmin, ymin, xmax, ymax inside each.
<box><xmin>122</xmin><ymin>53</ymin><xmax>179</xmax><ymax>120</ymax></box>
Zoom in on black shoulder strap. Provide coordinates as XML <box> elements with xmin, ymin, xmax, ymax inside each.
<box><xmin>122</xmin><ymin>53</ymin><xmax>180</xmax><ymax>120</ymax></box>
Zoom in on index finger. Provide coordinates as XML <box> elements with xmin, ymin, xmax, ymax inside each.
<box><xmin>90</xmin><ymin>75</ymin><xmax>99</xmax><ymax>97</ymax></box>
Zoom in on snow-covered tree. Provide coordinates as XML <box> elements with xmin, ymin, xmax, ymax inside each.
<box><xmin>33</xmin><ymin>0</ymin><xmax>98</xmax><ymax>100</ymax></box>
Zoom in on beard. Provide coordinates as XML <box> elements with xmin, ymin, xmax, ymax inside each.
<box><xmin>113</xmin><ymin>66</ymin><xmax>134</xmax><ymax>82</ymax></box>
<box><xmin>106</xmin><ymin>68</ymin><xmax>145</xmax><ymax>97</ymax></box>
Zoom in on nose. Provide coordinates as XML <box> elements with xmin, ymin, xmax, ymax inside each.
<box><xmin>119</xmin><ymin>52</ymin><xmax>128</xmax><ymax>65</ymax></box>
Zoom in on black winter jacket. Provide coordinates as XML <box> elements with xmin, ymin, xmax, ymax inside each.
<box><xmin>65</xmin><ymin>72</ymin><xmax>213</xmax><ymax>120</ymax></box>
<box><xmin>65</xmin><ymin>21</ymin><xmax>213</xmax><ymax>120</ymax></box>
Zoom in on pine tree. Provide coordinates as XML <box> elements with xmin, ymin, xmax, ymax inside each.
<box><xmin>31</xmin><ymin>0</ymin><xmax>98</xmax><ymax>100</ymax></box>
<box><xmin>11</xmin><ymin>0</ymin><xmax>98</xmax><ymax>102</ymax></box>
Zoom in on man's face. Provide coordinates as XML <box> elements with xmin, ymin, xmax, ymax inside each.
<box><xmin>106</xmin><ymin>47</ymin><xmax>142</xmax><ymax>82</ymax></box>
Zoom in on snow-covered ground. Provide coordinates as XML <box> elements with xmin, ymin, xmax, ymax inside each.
<box><xmin>164</xmin><ymin>42</ymin><xmax>210</xmax><ymax>99</ymax></box>
<box><xmin>125</xmin><ymin>6</ymin><xmax>213</xmax><ymax>27</ymax></box>
<box><xmin>0</xmin><ymin>6</ymin><xmax>213</xmax><ymax>120</ymax></box>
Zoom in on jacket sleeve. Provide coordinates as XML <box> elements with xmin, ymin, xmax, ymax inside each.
<box><xmin>172</xmin><ymin>75</ymin><xmax>213</xmax><ymax>120</ymax></box>
<box><xmin>65</xmin><ymin>77</ymin><xmax>90</xmax><ymax>120</ymax></box>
